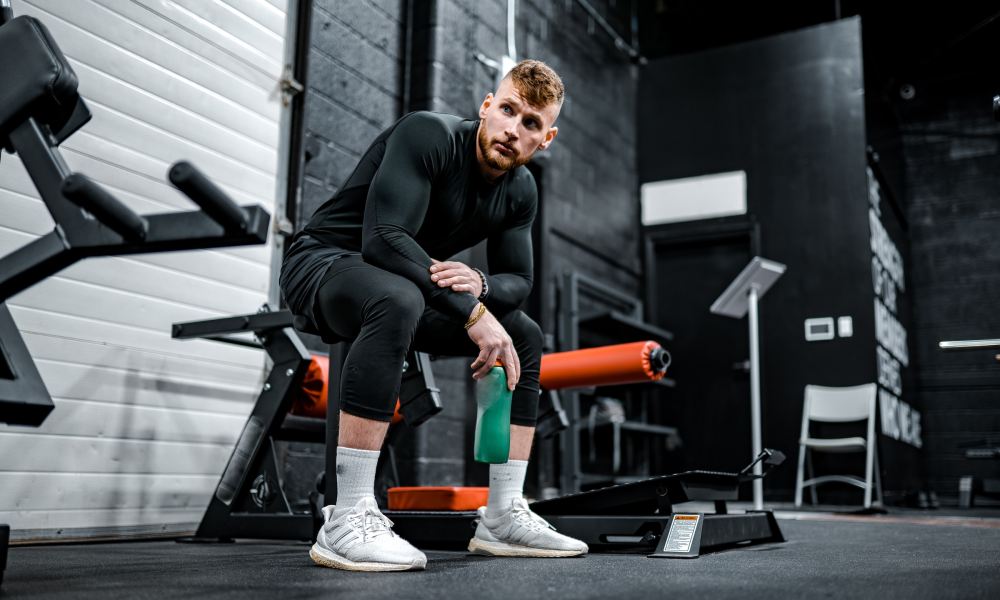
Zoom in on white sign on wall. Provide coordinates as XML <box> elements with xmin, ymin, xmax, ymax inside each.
<box><xmin>868</xmin><ymin>167</ymin><xmax>921</xmax><ymax>448</ymax></box>
<box><xmin>641</xmin><ymin>171</ymin><xmax>747</xmax><ymax>225</ymax></box>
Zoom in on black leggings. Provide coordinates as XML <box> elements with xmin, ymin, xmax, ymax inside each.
<box><xmin>313</xmin><ymin>254</ymin><xmax>542</xmax><ymax>426</ymax></box>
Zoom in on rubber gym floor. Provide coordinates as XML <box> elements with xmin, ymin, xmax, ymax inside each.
<box><xmin>4</xmin><ymin>506</ymin><xmax>999</xmax><ymax>599</ymax></box>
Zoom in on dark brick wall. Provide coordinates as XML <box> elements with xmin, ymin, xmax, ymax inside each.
<box><xmin>293</xmin><ymin>0</ymin><xmax>639</xmax><ymax>491</ymax></box>
<box><xmin>299</xmin><ymin>0</ymin><xmax>404</xmax><ymax>228</ymax></box>
<box><xmin>897</xmin><ymin>83</ymin><xmax>1000</xmax><ymax>499</ymax></box>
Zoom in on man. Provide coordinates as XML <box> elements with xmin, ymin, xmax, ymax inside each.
<box><xmin>280</xmin><ymin>60</ymin><xmax>586</xmax><ymax>572</ymax></box>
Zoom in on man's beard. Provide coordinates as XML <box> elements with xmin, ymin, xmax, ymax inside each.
<box><xmin>478</xmin><ymin>125</ymin><xmax>529</xmax><ymax>172</ymax></box>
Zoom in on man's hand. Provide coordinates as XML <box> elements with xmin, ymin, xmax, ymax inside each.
<box><xmin>466</xmin><ymin>305</ymin><xmax>520</xmax><ymax>391</ymax></box>
<box><xmin>429</xmin><ymin>259</ymin><xmax>483</xmax><ymax>297</ymax></box>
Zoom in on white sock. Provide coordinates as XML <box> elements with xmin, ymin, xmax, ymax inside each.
<box><xmin>333</xmin><ymin>446</ymin><xmax>380</xmax><ymax>512</ymax></box>
<box><xmin>487</xmin><ymin>459</ymin><xmax>528</xmax><ymax>517</ymax></box>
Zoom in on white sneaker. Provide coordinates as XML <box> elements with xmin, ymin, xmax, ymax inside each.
<box><xmin>310</xmin><ymin>496</ymin><xmax>426</xmax><ymax>572</ymax></box>
<box><xmin>468</xmin><ymin>497</ymin><xmax>588</xmax><ymax>557</ymax></box>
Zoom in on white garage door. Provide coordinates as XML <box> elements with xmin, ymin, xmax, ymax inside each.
<box><xmin>0</xmin><ymin>0</ymin><xmax>288</xmax><ymax>540</ymax></box>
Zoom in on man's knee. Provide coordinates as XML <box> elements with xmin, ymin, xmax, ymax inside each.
<box><xmin>370</xmin><ymin>283</ymin><xmax>425</xmax><ymax>330</ymax></box>
<box><xmin>503</xmin><ymin>310</ymin><xmax>543</xmax><ymax>353</ymax></box>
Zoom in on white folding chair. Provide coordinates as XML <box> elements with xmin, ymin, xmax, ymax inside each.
<box><xmin>794</xmin><ymin>383</ymin><xmax>882</xmax><ymax>509</ymax></box>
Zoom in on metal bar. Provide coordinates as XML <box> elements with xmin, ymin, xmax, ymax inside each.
<box><xmin>0</xmin><ymin>206</ymin><xmax>266</xmax><ymax>301</ymax></box>
<box><xmin>573</xmin><ymin>0</ymin><xmax>642</xmax><ymax>61</ymax></box>
<box><xmin>559</xmin><ymin>272</ymin><xmax>582</xmax><ymax>494</ymax></box>
<box><xmin>0</xmin><ymin>231</ymin><xmax>71</xmax><ymax>303</ymax></box>
<box><xmin>748</xmin><ymin>286</ymin><xmax>763</xmax><ymax>510</ymax></box>
<box><xmin>506</xmin><ymin>0</ymin><xmax>516</xmax><ymax>58</ymax></box>
<box><xmin>202</xmin><ymin>335</ymin><xmax>264</xmax><ymax>349</ymax></box>
<box><xmin>0</xmin><ymin>303</ymin><xmax>54</xmax><ymax>426</ymax></box>
<box><xmin>61</xmin><ymin>174</ymin><xmax>147</xmax><ymax>242</ymax></box>
<box><xmin>0</xmin><ymin>208</ymin><xmax>266</xmax><ymax>304</ymax></box>
<box><xmin>96</xmin><ymin>206</ymin><xmax>269</xmax><ymax>254</ymax></box>
<box><xmin>168</xmin><ymin>161</ymin><xmax>249</xmax><ymax>232</ymax></box>
<box><xmin>172</xmin><ymin>310</ymin><xmax>294</xmax><ymax>339</ymax></box>
<box><xmin>1</xmin><ymin>0</ymin><xmax>14</xmax><ymax>25</ymax></box>
<box><xmin>939</xmin><ymin>339</ymin><xmax>1000</xmax><ymax>350</ymax></box>
<box><xmin>0</xmin><ymin>523</ymin><xmax>8</xmax><ymax>587</ymax></box>
<box><xmin>7</xmin><ymin>119</ymin><xmax>87</xmax><ymax>231</ymax></box>
<box><xmin>574</xmin><ymin>270</ymin><xmax>643</xmax><ymax>318</ymax></box>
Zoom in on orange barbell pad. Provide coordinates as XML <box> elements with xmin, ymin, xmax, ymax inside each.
<box><xmin>539</xmin><ymin>340</ymin><xmax>667</xmax><ymax>390</ymax></box>
<box><xmin>290</xmin><ymin>354</ymin><xmax>405</xmax><ymax>422</ymax></box>
<box><xmin>290</xmin><ymin>354</ymin><xmax>330</xmax><ymax>418</ymax></box>
<box><xmin>388</xmin><ymin>486</ymin><xmax>489</xmax><ymax>511</ymax></box>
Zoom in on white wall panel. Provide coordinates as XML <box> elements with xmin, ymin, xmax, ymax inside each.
<box><xmin>12</xmin><ymin>309</ymin><xmax>265</xmax><ymax>375</ymax></box>
<box><xmin>0</xmin><ymin>473</ymin><xmax>217</xmax><ymax>511</ymax></box>
<box><xmin>0</xmin><ymin>433</ymin><xmax>235</xmax><ymax>475</ymax></box>
<box><xmin>35</xmin><ymin>362</ymin><xmax>258</xmax><ymax>417</ymax></box>
<box><xmin>0</xmin><ymin>0</ymin><xmax>288</xmax><ymax>540</ymax></box>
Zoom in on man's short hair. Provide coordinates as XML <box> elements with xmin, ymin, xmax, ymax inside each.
<box><xmin>505</xmin><ymin>59</ymin><xmax>564</xmax><ymax>109</ymax></box>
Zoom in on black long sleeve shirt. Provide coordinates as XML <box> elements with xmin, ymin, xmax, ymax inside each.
<box><xmin>293</xmin><ymin>111</ymin><xmax>537</xmax><ymax>323</ymax></box>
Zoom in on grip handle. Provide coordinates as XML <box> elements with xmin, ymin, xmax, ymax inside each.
<box><xmin>62</xmin><ymin>173</ymin><xmax>147</xmax><ymax>242</ymax></box>
<box><xmin>168</xmin><ymin>161</ymin><xmax>247</xmax><ymax>232</ymax></box>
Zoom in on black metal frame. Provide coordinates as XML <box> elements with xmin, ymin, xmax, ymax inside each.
<box><xmin>180</xmin><ymin>311</ymin><xmax>444</xmax><ymax>541</ymax></box>
<box><xmin>0</xmin><ymin>303</ymin><xmax>52</xmax><ymax>426</ymax></box>
<box><xmin>173</xmin><ymin>309</ymin><xmax>317</xmax><ymax>541</ymax></box>
<box><xmin>557</xmin><ymin>270</ymin><xmax>676</xmax><ymax>493</ymax></box>
<box><xmin>0</xmin><ymin>119</ymin><xmax>270</xmax><ymax>303</ymax></box>
<box><xmin>0</xmin><ymin>523</ymin><xmax>7</xmax><ymax>588</ymax></box>
<box><xmin>1</xmin><ymin>59</ymin><xmax>269</xmax><ymax>427</ymax></box>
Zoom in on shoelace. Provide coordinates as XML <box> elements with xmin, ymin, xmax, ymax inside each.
<box><xmin>510</xmin><ymin>505</ymin><xmax>555</xmax><ymax>532</ymax></box>
<box><xmin>344</xmin><ymin>507</ymin><xmax>396</xmax><ymax>542</ymax></box>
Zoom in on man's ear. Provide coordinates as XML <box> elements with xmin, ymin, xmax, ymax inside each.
<box><xmin>479</xmin><ymin>93</ymin><xmax>494</xmax><ymax>119</ymax></box>
<box><xmin>539</xmin><ymin>126</ymin><xmax>558</xmax><ymax>151</ymax></box>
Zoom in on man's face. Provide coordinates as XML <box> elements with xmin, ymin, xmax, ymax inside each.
<box><xmin>477</xmin><ymin>78</ymin><xmax>560</xmax><ymax>174</ymax></box>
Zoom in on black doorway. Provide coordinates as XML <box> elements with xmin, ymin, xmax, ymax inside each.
<box><xmin>644</xmin><ymin>216</ymin><xmax>761</xmax><ymax>484</ymax></box>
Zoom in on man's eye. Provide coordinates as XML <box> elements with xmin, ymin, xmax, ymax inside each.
<box><xmin>502</xmin><ymin>105</ymin><xmax>513</xmax><ymax>114</ymax></box>
<box><xmin>524</xmin><ymin>119</ymin><xmax>537</xmax><ymax>129</ymax></box>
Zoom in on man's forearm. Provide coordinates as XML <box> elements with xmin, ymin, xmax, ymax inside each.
<box><xmin>362</xmin><ymin>225</ymin><xmax>479</xmax><ymax>322</ymax></box>
<box><xmin>480</xmin><ymin>272</ymin><xmax>532</xmax><ymax>314</ymax></box>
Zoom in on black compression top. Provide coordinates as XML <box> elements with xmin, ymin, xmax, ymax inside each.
<box><xmin>290</xmin><ymin>111</ymin><xmax>537</xmax><ymax>323</ymax></box>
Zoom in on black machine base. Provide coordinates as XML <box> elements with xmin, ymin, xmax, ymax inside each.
<box><xmin>647</xmin><ymin>511</ymin><xmax>782</xmax><ymax>558</ymax></box>
<box><xmin>388</xmin><ymin>451</ymin><xmax>786</xmax><ymax>556</ymax></box>
<box><xmin>174</xmin><ymin>309</ymin><xmax>444</xmax><ymax>544</ymax></box>
<box><xmin>385</xmin><ymin>510</ymin><xmax>783</xmax><ymax>557</ymax></box>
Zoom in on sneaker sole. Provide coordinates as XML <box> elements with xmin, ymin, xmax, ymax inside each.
<box><xmin>310</xmin><ymin>543</ymin><xmax>426</xmax><ymax>572</ymax></box>
<box><xmin>467</xmin><ymin>537</ymin><xmax>587</xmax><ymax>558</ymax></box>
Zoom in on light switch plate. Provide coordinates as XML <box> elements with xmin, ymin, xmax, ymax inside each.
<box><xmin>804</xmin><ymin>317</ymin><xmax>835</xmax><ymax>341</ymax></box>
<box><xmin>837</xmin><ymin>316</ymin><xmax>853</xmax><ymax>338</ymax></box>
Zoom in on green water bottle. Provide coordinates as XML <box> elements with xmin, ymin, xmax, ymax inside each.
<box><xmin>474</xmin><ymin>362</ymin><xmax>512</xmax><ymax>463</ymax></box>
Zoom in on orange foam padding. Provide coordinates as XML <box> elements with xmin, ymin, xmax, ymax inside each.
<box><xmin>290</xmin><ymin>354</ymin><xmax>329</xmax><ymax>418</ymax></box>
<box><xmin>388</xmin><ymin>486</ymin><xmax>489</xmax><ymax>511</ymax></box>
<box><xmin>539</xmin><ymin>340</ymin><xmax>667</xmax><ymax>390</ymax></box>
<box><xmin>291</xmin><ymin>354</ymin><xmax>403</xmax><ymax>422</ymax></box>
